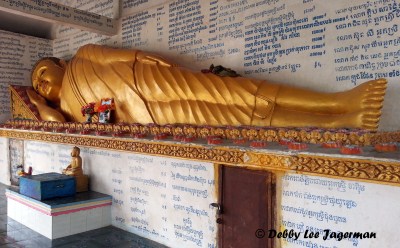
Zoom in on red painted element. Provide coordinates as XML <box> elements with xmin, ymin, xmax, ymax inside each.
<box><xmin>65</xmin><ymin>128</ymin><xmax>77</xmax><ymax>134</ymax></box>
<box><xmin>279</xmin><ymin>139</ymin><xmax>293</xmax><ymax>146</ymax></box>
<box><xmin>54</xmin><ymin>127</ymin><xmax>65</xmax><ymax>133</ymax></box>
<box><xmin>132</xmin><ymin>132</ymin><xmax>146</xmax><ymax>138</ymax></box>
<box><xmin>112</xmin><ymin>131</ymin><xmax>125</xmax><ymax>137</ymax></box>
<box><xmin>340</xmin><ymin>145</ymin><xmax>362</xmax><ymax>155</ymax></box>
<box><xmin>41</xmin><ymin>127</ymin><xmax>52</xmax><ymax>132</ymax></box>
<box><xmin>173</xmin><ymin>134</ymin><xmax>185</xmax><ymax>141</ymax></box>
<box><xmin>250</xmin><ymin>140</ymin><xmax>267</xmax><ymax>148</ymax></box>
<box><xmin>6</xmin><ymin>193</ymin><xmax>111</xmax><ymax>216</ymax></box>
<box><xmin>322</xmin><ymin>142</ymin><xmax>342</xmax><ymax>148</ymax></box>
<box><xmin>375</xmin><ymin>143</ymin><xmax>398</xmax><ymax>152</ymax></box>
<box><xmin>154</xmin><ymin>133</ymin><xmax>169</xmax><ymax>140</ymax></box>
<box><xmin>95</xmin><ymin>130</ymin><xmax>108</xmax><ymax>136</ymax></box>
<box><xmin>232</xmin><ymin>137</ymin><xmax>247</xmax><ymax>145</ymax></box>
<box><xmin>182</xmin><ymin>136</ymin><xmax>196</xmax><ymax>142</ymax></box>
<box><xmin>80</xmin><ymin>129</ymin><xmax>92</xmax><ymax>135</ymax></box>
<box><xmin>288</xmin><ymin>142</ymin><xmax>308</xmax><ymax>150</ymax></box>
<box><xmin>208</xmin><ymin>137</ymin><xmax>223</xmax><ymax>145</ymax></box>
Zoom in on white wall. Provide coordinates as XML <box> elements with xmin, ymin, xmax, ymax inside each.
<box><xmin>22</xmin><ymin>140</ymin><xmax>218</xmax><ymax>248</ymax></box>
<box><xmin>1</xmin><ymin>0</ymin><xmax>399</xmax><ymax>129</ymax></box>
<box><xmin>50</xmin><ymin>0</ymin><xmax>400</xmax><ymax>131</ymax></box>
<box><xmin>280</xmin><ymin>173</ymin><xmax>400</xmax><ymax>248</ymax></box>
<box><xmin>1</xmin><ymin>0</ymin><xmax>400</xmax><ymax>247</ymax></box>
<box><xmin>0</xmin><ymin>31</ymin><xmax>52</xmax><ymax>122</ymax></box>
<box><xmin>0</xmin><ymin>137</ymin><xmax>10</xmax><ymax>185</ymax></box>
<box><xmin>1</xmin><ymin>139</ymin><xmax>400</xmax><ymax>247</ymax></box>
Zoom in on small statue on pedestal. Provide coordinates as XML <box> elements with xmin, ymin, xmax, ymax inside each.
<box><xmin>63</xmin><ymin>146</ymin><xmax>88</xmax><ymax>192</ymax></box>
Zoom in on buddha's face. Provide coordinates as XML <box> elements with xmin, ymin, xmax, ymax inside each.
<box><xmin>32</xmin><ymin>58</ymin><xmax>66</xmax><ymax>103</ymax></box>
<box><xmin>71</xmin><ymin>147</ymin><xmax>80</xmax><ymax>157</ymax></box>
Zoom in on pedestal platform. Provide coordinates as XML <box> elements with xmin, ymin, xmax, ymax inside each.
<box><xmin>6</xmin><ymin>188</ymin><xmax>112</xmax><ymax>239</ymax></box>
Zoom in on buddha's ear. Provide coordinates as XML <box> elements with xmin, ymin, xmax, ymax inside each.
<box><xmin>35</xmin><ymin>66</ymin><xmax>47</xmax><ymax>77</ymax></box>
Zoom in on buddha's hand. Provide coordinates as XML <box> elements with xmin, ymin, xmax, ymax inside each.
<box><xmin>26</xmin><ymin>89</ymin><xmax>66</xmax><ymax>122</ymax></box>
<box><xmin>26</xmin><ymin>89</ymin><xmax>46</xmax><ymax>106</ymax></box>
<box><xmin>137</xmin><ymin>52</ymin><xmax>176</xmax><ymax>67</ymax></box>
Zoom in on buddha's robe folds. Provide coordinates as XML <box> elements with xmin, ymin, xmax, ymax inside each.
<box><xmin>60</xmin><ymin>44</ymin><xmax>279</xmax><ymax>126</ymax></box>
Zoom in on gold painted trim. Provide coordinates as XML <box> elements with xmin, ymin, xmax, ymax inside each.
<box><xmin>9</xmin><ymin>86</ymin><xmax>40</xmax><ymax>121</ymax></box>
<box><xmin>4</xmin><ymin>119</ymin><xmax>398</xmax><ymax>146</ymax></box>
<box><xmin>1</xmin><ymin>128</ymin><xmax>400</xmax><ymax>186</ymax></box>
<box><xmin>245</xmin><ymin>152</ymin><xmax>400</xmax><ymax>186</ymax></box>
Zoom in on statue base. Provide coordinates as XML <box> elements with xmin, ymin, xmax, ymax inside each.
<box><xmin>76</xmin><ymin>174</ymin><xmax>89</xmax><ymax>192</ymax></box>
<box><xmin>6</xmin><ymin>188</ymin><xmax>111</xmax><ymax>239</ymax></box>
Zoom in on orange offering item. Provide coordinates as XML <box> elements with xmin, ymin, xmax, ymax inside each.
<box><xmin>322</xmin><ymin>142</ymin><xmax>342</xmax><ymax>148</ymax></box>
<box><xmin>375</xmin><ymin>143</ymin><xmax>398</xmax><ymax>152</ymax></box>
<box><xmin>154</xmin><ymin>133</ymin><xmax>169</xmax><ymax>140</ymax></box>
<box><xmin>182</xmin><ymin>136</ymin><xmax>196</xmax><ymax>142</ymax></box>
<box><xmin>232</xmin><ymin>137</ymin><xmax>247</xmax><ymax>145</ymax></box>
<box><xmin>279</xmin><ymin>139</ymin><xmax>293</xmax><ymax>146</ymax></box>
<box><xmin>132</xmin><ymin>132</ymin><xmax>147</xmax><ymax>138</ymax></box>
<box><xmin>250</xmin><ymin>140</ymin><xmax>267</xmax><ymax>148</ymax></box>
<box><xmin>288</xmin><ymin>142</ymin><xmax>308</xmax><ymax>150</ymax></box>
<box><xmin>208</xmin><ymin>137</ymin><xmax>223</xmax><ymax>145</ymax></box>
<box><xmin>340</xmin><ymin>145</ymin><xmax>362</xmax><ymax>155</ymax></box>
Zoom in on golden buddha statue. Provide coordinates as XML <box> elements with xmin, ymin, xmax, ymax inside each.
<box><xmin>27</xmin><ymin>44</ymin><xmax>387</xmax><ymax>130</ymax></box>
<box><xmin>62</xmin><ymin>146</ymin><xmax>88</xmax><ymax>192</ymax></box>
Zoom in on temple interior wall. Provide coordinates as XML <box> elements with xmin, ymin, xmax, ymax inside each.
<box><xmin>1</xmin><ymin>0</ymin><xmax>400</xmax><ymax>247</ymax></box>
<box><xmin>0</xmin><ymin>137</ymin><xmax>399</xmax><ymax>247</ymax></box>
<box><xmin>1</xmin><ymin>0</ymin><xmax>400</xmax><ymax>130</ymax></box>
<box><xmin>52</xmin><ymin>0</ymin><xmax>400</xmax><ymax>131</ymax></box>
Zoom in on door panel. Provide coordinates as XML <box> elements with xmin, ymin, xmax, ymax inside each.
<box><xmin>219</xmin><ymin>166</ymin><xmax>275</xmax><ymax>248</ymax></box>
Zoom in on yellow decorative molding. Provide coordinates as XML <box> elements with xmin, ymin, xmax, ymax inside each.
<box><xmin>5</xmin><ymin>119</ymin><xmax>398</xmax><ymax>146</ymax></box>
<box><xmin>1</xmin><ymin>128</ymin><xmax>400</xmax><ymax>187</ymax></box>
<box><xmin>245</xmin><ymin>152</ymin><xmax>400</xmax><ymax>186</ymax></box>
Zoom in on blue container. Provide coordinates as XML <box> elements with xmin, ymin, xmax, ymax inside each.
<box><xmin>19</xmin><ymin>173</ymin><xmax>76</xmax><ymax>200</ymax></box>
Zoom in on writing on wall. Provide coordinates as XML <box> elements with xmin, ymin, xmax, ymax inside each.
<box><xmin>0</xmin><ymin>0</ymin><xmax>117</xmax><ymax>35</ymax></box>
<box><xmin>109</xmin><ymin>0</ymin><xmax>400</xmax><ymax>129</ymax></box>
<box><xmin>0</xmin><ymin>30</ymin><xmax>52</xmax><ymax>122</ymax></box>
<box><xmin>0</xmin><ymin>138</ymin><xmax>10</xmax><ymax>185</ymax></box>
<box><xmin>21</xmin><ymin>141</ymin><xmax>217</xmax><ymax>248</ymax></box>
<box><xmin>280</xmin><ymin>173</ymin><xmax>400</xmax><ymax>248</ymax></box>
<box><xmin>117</xmin><ymin>1</ymin><xmax>400</xmax><ymax>84</ymax></box>
<box><xmin>85</xmin><ymin>149</ymin><xmax>218</xmax><ymax>248</ymax></box>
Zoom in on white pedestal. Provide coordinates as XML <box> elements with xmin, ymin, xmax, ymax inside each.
<box><xmin>6</xmin><ymin>189</ymin><xmax>112</xmax><ymax>239</ymax></box>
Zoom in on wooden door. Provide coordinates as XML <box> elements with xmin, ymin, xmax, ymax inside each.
<box><xmin>218</xmin><ymin>166</ymin><xmax>275</xmax><ymax>248</ymax></box>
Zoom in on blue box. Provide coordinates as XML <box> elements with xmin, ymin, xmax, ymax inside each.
<box><xmin>19</xmin><ymin>173</ymin><xmax>76</xmax><ymax>200</ymax></box>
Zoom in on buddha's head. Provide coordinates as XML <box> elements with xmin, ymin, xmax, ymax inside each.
<box><xmin>31</xmin><ymin>57</ymin><xmax>67</xmax><ymax>103</ymax></box>
<box><xmin>71</xmin><ymin>146</ymin><xmax>80</xmax><ymax>157</ymax></box>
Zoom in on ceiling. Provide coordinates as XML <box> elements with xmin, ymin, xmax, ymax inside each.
<box><xmin>0</xmin><ymin>9</ymin><xmax>55</xmax><ymax>39</ymax></box>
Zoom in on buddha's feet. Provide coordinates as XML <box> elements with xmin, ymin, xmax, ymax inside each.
<box><xmin>342</xmin><ymin>78</ymin><xmax>387</xmax><ymax>129</ymax></box>
<box><xmin>271</xmin><ymin>78</ymin><xmax>387</xmax><ymax>130</ymax></box>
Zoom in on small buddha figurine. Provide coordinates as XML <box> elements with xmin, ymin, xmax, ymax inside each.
<box><xmin>63</xmin><ymin>146</ymin><xmax>88</xmax><ymax>192</ymax></box>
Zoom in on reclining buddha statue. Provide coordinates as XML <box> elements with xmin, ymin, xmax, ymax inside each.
<box><xmin>27</xmin><ymin>44</ymin><xmax>387</xmax><ymax>130</ymax></box>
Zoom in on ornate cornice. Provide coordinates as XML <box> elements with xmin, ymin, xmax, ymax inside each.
<box><xmin>245</xmin><ymin>152</ymin><xmax>400</xmax><ymax>185</ymax></box>
<box><xmin>1</xmin><ymin>128</ymin><xmax>400</xmax><ymax>186</ymax></box>
<box><xmin>5</xmin><ymin>119</ymin><xmax>399</xmax><ymax>146</ymax></box>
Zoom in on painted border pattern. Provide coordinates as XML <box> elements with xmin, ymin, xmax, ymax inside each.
<box><xmin>5</xmin><ymin>119</ymin><xmax>398</xmax><ymax>146</ymax></box>
<box><xmin>1</xmin><ymin>128</ymin><xmax>400</xmax><ymax>186</ymax></box>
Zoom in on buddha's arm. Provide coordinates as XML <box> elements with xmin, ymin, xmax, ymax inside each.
<box><xmin>136</xmin><ymin>51</ymin><xmax>176</xmax><ymax>67</ymax></box>
<box><xmin>26</xmin><ymin>89</ymin><xmax>66</xmax><ymax>122</ymax></box>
